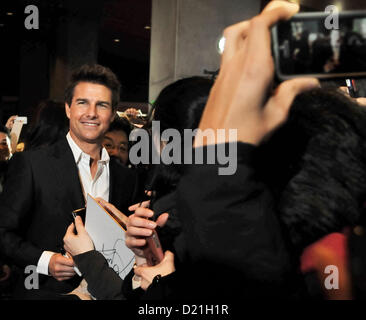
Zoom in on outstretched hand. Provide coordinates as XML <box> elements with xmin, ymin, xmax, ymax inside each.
<box><xmin>195</xmin><ymin>1</ymin><xmax>320</xmax><ymax>147</ymax></box>
<box><xmin>134</xmin><ymin>250</ymin><xmax>175</xmax><ymax>290</ymax></box>
<box><xmin>126</xmin><ymin>204</ymin><xmax>169</xmax><ymax>263</ymax></box>
<box><xmin>339</xmin><ymin>86</ymin><xmax>366</xmax><ymax>106</ymax></box>
<box><xmin>63</xmin><ymin>216</ymin><xmax>94</xmax><ymax>256</ymax></box>
<box><xmin>5</xmin><ymin>115</ymin><xmax>18</xmax><ymax>130</ymax></box>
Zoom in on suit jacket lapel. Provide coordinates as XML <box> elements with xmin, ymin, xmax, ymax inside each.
<box><xmin>50</xmin><ymin>138</ymin><xmax>85</xmax><ymax>212</ymax></box>
<box><xmin>109</xmin><ymin>159</ymin><xmax>120</xmax><ymax>208</ymax></box>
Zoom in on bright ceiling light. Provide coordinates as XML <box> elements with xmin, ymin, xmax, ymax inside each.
<box><xmin>217</xmin><ymin>36</ymin><xmax>226</xmax><ymax>55</ymax></box>
<box><xmin>334</xmin><ymin>2</ymin><xmax>343</xmax><ymax>11</ymax></box>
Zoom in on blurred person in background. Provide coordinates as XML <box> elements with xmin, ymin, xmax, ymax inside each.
<box><xmin>24</xmin><ymin>100</ymin><xmax>68</xmax><ymax>151</ymax></box>
<box><xmin>103</xmin><ymin>117</ymin><xmax>132</xmax><ymax>166</ymax></box>
<box><xmin>0</xmin><ymin>125</ymin><xmax>12</xmax><ymax>298</ymax></box>
<box><xmin>0</xmin><ymin>125</ymin><xmax>12</xmax><ymax>193</ymax></box>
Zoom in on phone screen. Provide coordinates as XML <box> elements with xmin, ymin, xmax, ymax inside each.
<box><xmin>272</xmin><ymin>11</ymin><xmax>366</xmax><ymax>80</ymax></box>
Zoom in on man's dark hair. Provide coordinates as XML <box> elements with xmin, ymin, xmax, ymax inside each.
<box><xmin>65</xmin><ymin>64</ymin><xmax>121</xmax><ymax>110</ymax></box>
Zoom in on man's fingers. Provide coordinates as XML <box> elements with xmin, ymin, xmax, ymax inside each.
<box><xmin>129</xmin><ymin>200</ymin><xmax>151</xmax><ymax>211</ymax></box>
<box><xmin>264</xmin><ymin>77</ymin><xmax>320</xmax><ymax>129</ymax></box>
<box><xmin>356</xmin><ymin>97</ymin><xmax>366</xmax><ymax>106</ymax></box>
<box><xmin>133</xmin><ymin>207</ymin><xmax>154</xmax><ymax>219</ymax></box>
<box><xmin>339</xmin><ymin>86</ymin><xmax>349</xmax><ymax>94</ymax></box>
<box><xmin>133</xmin><ymin>265</ymin><xmax>145</xmax><ymax>278</ymax></box>
<box><xmin>65</xmin><ymin>222</ymin><xmax>75</xmax><ymax>237</ymax></box>
<box><xmin>220</xmin><ymin>4</ymin><xmax>300</xmax><ymax>110</ymax></box>
<box><xmin>156</xmin><ymin>213</ymin><xmax>169</xmax><ymax>228</ymax></box>
<box><xmin>127</xmin><ymin>226</ymin><xmax>153</xmax><ymax>237</ymax></box>
<box><xmin>222</xmin><ymin>1</ymin><xmax>299</xmax><ymax>66</ymax></box>
<box><xmin>128</xmin><ymin>214</ymin><xmax>156</xmax><ymax>229</ymax></box>
<box><xmin>57</xmin><ymin>255</ymin><xmax>75</xmax><ymax>267</ymax></box>
<box><xmin>164</xmin><ymin>250</ymin><xmax>175</xmax><ymax>263</ymax></box>
<box><xmin>243</xmin><ymin>3</ymin><xmax>298</xmax><ymax>77</ymax></box>
<box><xmin>53</xmin><ymin>264</ymin><xmax>75</xmax><ymax>274</ymax></box>
<box><xmin>274</xmin><ymin>77</ymin><xmax>320</xmax><ymax>106</ymax></box>
<box><xmin>74</xmin><ymin>216</ymin><xmax>85</xmax><ymax>234</ymax></box>
<box><xmin>56</xmin><ymin>271</ymin><xmax>76</xmax><ymax>277</ymax></box>
<box><xmin>126</xmin><ymin>237</ymin><xmax>147</xmax><ymax>248</ymax></box>
<box><xmin>55</xmin><ymin>276</ymin><xmax>74</xmax><ymax>282</ymax></box>
<box><xmin>262</xmin><ymin>0</ymin><xmax>299</xmax><ymax>18</ymax></box>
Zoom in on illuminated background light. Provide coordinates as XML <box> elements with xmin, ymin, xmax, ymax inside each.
<box><xmin>217</xmin><ymin>36</ymin><xmax>226</xmax><ymax>55</ymax></box>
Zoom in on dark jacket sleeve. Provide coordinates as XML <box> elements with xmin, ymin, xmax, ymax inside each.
<box><xmin>73</xmin><ymin>250</ymin><xmax>125</xmax><ymax>300</ymax></box>
<box><xmin>173</xmin><ymin>142</ymin><xmax>292</xmax><ymax>299</ymax></box>
<box><xmin>0</xmin><ymin>152</ymin><xmax>43</xmax><ymax>267</ymax></box>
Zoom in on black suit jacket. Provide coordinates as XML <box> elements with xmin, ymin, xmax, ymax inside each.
<box><xmin>0</xmin><ymin>137</ymin><xmax>142</xmax><ymax>297</ymax></box>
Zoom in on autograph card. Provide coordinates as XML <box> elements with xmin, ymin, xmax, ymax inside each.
<box><xmin>10</xmin><ymin>117</ymin><xmax>26</xmax><ymax>152</ymax></box>
<box><xmin>85</xmin><ymin>195</ymin><xmax>135</xmax><ymax>280</ymax></box>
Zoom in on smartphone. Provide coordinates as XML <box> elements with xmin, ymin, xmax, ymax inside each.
<box><xmin>272</xmin><ymin>11</ymin><xmax>366</xmax><ymax>81</ymax></box>
<box><xmin>71</xmin><ymin>207</ymin><xmax>86</xmax><ymax>224</ymax></box>
<box><xmin>143</xmin><ymin>229</ymin><xmax>164</xmax><ymax>266</ymax></box>
<box><xmin>346</xmin><ymin>78</ymin><xmax>359</xmax><ymax>98</ymax></box>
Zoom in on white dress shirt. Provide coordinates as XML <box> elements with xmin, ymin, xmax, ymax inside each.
<box><xmin>36</xmin><ymin>133</ymin><xmax>110</xmax><ymax>276</ymax></box>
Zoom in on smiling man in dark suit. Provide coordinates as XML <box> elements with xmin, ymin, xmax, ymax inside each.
<box><xmin>0</xmin><ymin>64</ymin><xmax>141</xmax><ymax>299</ymax></box>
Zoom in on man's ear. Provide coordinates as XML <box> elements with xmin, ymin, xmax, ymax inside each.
<box><xmin>65</xmin><ymin>103</ymin><xmax>71</xmax><ymax>119</ymax></box>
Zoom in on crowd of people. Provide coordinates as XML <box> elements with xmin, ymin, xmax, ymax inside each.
<box><xmin>1</xmin><ymin>1</ymin><xmax>366</xmax><ymax>301</ymax></box>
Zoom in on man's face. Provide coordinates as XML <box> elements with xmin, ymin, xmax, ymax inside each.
<box><xmin>65</xmin><ymin>82</ymin><xmax>115</xmax><ymax>146</ymax></box>
<box><xmin>103</xmin><ymin>130</ymin><xmax>129</xmax><ymax>166</ymax></box>
<box><xmin>0</xmin><ymin>132</ymin><xmax>11</xmax><ymax>162</ymax></box>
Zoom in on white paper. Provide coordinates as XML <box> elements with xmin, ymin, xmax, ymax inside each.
<box><xmin>10</xmin><ymin>119</ymin><xmax>25</xmax><ymax>152</ymax></box>
<box><xmin>85</xmin><ymin>195</ymin><xmax>135</xmax><ymax>280</ymax></box>
<box><xmin>15</xmin><ymin>116</ymin><xmax>28</xmax><ymax>124</ymax></box>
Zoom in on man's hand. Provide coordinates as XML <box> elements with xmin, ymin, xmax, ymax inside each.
<box><xmin>63</xmin><ymin>216</ymin><xmax>94</xmax><ymax>256</ymax></box>
<box><xmin>5</xmin><ymin>115</ymin><xmax>17</xmax><ymax>130</ymax></box>
<box><xmin>134</xmin><ymin>250</ymin><xmax>175</xmax><ymax>290</ymax></box>
<box><xmin>339</xmin><ymin>86</ymin><xmax>366</xmax><ymax>106</ymax></box>
<box><xmin>195</xmin><ymin>1</ymin><xmax>319</xmax><ymax>147</ymax></box>
<box><xmin>356</xmin><ymin>98</ymin><xmax>366</xmax><ymax>106</ymax></box>
<box><xmin>125</xmin><ymin>108</ymin><xmax>140</xmax><ymax>119</ymax></box>
<box><xmin>48</xmin><ymin>253</ymin><xmax>76</xmax><ymax>282</ymax></box>
<box><xmin>126</xmin><ymin>206</ymin><xmax>169</xmax><ymax>262</ymax></box>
